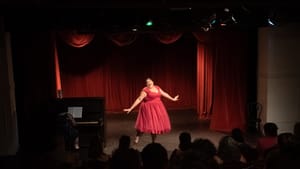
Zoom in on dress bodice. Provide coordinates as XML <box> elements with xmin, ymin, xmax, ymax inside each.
<box><xmin>142</xmin><ymin>86</ymin><xmax>161</xmax><ymax>102</ymax></box>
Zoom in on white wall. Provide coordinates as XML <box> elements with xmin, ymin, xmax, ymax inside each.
<box><xmin>258</xmin><ymin>23</ymin><xmax>300</xmax><ymax>133</ymax></box>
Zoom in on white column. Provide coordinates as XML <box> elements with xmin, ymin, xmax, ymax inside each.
<box><xmin>258</xmin><ymin>23</ymin><xmax>300</xmax><ymax>133</ymax></box>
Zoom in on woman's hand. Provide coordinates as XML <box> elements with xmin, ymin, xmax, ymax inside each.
<box><xmin>173</xmin><ymin>95</ymin><xmax>179</xmax><ymax>101</ymax></box>
<box><xmin>123</xmin><ymin>108</ymin><xmax>132</xmax><ymax>114</ymax></box>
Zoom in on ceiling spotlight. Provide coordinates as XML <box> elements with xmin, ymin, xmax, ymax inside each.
<box><xmin>201</xmin><ymin>26</ymin><xmax>210</xmax><ymax>32</ymax></box>
<box><xmin>209</xmin><ymin>13</ymin><xmax>217</xmax><ymax>25</ymax></box>
<box><xmin>267</xmin><ymin>18</ymin><xmax>276</xmax><ymax>26</ymax></box>
<box><xmin>220</xmin><ymin>23</ymin><xmax>227</xmax><ymax>27</ymax></box>
<box><xmin>231</xmin><ymin>15</ymin><xmax>237</xmax><ymax>23</ymax></box>
<box><xmin>224</xmin><ymin>8</ymin><xmax>230</xmax><ymax>12</ymax></box>
<box><xmin>201</xmin><ymin>24</ymin><xmax>212</xmax><ymax>32</ymax></box>
<box><xmin>145</xmin><ymin>20</ymin><xmax>153</xmax><ymax>26</ymax></box>
<box><xmin>131</xmin><ymin>24</ymin><xmax>140</xmax><ymax>32</ymax></box>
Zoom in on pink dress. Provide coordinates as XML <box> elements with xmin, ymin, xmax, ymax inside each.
<box><xmin>135</xmin><ymin>85</ymin><xmax>171</xmax><ymax>134</ymax></box>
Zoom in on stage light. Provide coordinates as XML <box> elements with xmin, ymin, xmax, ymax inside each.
<box><xmin>209</xmin><ymin>13</ymin><xmax>217</xmax><ymax>25</ymax></box>
<box><xmin>145</xmin><ymin>20</ymin><xmax>153</xmax><ymax>26</ymax></box>
<box><xmin>224</xmin><ymin>8</ymin><xmax>230</xmax><ymax>12</ymax></box>
<box><xmin>267</xmin><ymin>18</ymin><xmax>276</xmax><ymax>26</ymax></box>
<box><xmin>131</xmin><ymin>24</ymin><xmax>139</xmax><ymax>32</ymax></box>
<box><xmin>201</xmin><ymin>24</ymin><xmax>211</xmax><ymax>32</ymax></box>
<box><xmin>231</xmin><ymin>16</ymin><xmax>237</xmax><ymax>23</ymax></box>
<box><xmin>210</xmin><ymin>19</ymin><xmax>217</xmax><ymax>25</ymax></box>
<box><xmin>220</xmin><ymin>23</ymin><xmax>227</xmax><ymax>27</ymax></box>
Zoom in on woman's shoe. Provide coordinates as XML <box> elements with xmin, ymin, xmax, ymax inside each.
<box><xmin>134</xmin><ymin>136</ymin><xmax>139</xmax><ymax>144</ymax></box>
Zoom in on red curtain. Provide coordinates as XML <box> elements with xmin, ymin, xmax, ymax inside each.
<box><xmin>55</xmin><ymin>30</ymin><xmax>96</xmax><ymax>98</ymax></box>
<box><xmin>56</xmin><ymin>33</ymin><xmax>197</xmax><ymax>112</ymax></box>
<box><xmin>193</xmin><ymin>32</ymin><xmax>214</xmax><ymax>119</ymax></box>
<box><xmin>209</xmin><ymin>30</ymin><xmax>248</xmax><ymax>132</ymax></box>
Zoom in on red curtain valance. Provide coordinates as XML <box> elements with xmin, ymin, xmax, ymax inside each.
<box><xmin>154</xmin><ymin>32</ymin><xmax>183</xmax><ymax>44</ymax></box>
<box><xmin>59</xmin><ymin>30</ymin><xmax>95</xmax><ymax>48</ymax></box>
<box><xmin>105</xmin><ymin>32</ymin><xmax>137</xmax><ymax>47</ymax></box>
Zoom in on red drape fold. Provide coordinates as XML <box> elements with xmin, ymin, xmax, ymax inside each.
<box><xmin>193</xmin><ymin>32</ymin><xmax>214</xmax><ymax>119</ymax></box>
<box><xmin>209</xmin><ymin>31</ymin><xmax>248</xmax><ymax>132</ymax></box>
<box><xmin>154</xmin><ymin>32</ymin><xmax>183</xmax><ymax>44</ymax></box>
<box><xmin>53</xmin><ymin>37</ymin><xmax>62</xmax><ymax>98</ymax></box>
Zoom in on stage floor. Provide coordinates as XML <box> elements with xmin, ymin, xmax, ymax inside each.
<box><xmin>102</xmin><ymin>109</ymin><xmax>227</xmax><ymax>156</ymax></box>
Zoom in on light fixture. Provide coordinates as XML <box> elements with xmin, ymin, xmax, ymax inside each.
<box><xmin>267</xmin><ymin>18</ymin><xmax>276</xmax><ymax>26</ymax></box>
<box><xmin>131</xmin><ymin>28</ymin><xmax>138</xmax><ymax>32</ymax></box>
<box><xmin>266</xmin><ymin>10</ymin><xmax>278</xmax><ymax>27</ymax></box>
<box><xmin>208</xmin><ymin>13</ymin><xmax>217</xmax><ymax>25</ymax></box>
<box><xmin>145</xmin><ymin>20</ymin><xmax>153</xmax><ymax>26</ymax></box>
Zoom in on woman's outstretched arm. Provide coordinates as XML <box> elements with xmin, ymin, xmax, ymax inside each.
<box><xmin>123</xmin><ymin>91</ymin><xmax>147</xmax><ymax>114</ymax></box>
<box><xmin>160</xmin><ymin>89</ymin><xmax>179</xmax><ymax>102</ymax></box>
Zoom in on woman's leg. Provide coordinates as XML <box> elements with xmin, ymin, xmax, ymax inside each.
<box><xmin>135</xmin><ymin>130</ymin><xmax>143</xmax><ymax>143</ymax></box>
<box><xmin>151</xmin><ymin>133</ymin><xmax>157</xmax><ymax>143</ymax></box>
<box><xmin>74</xmin><ymin>136</ymin><xmax>80</xmax><ymax>149</ymax></box>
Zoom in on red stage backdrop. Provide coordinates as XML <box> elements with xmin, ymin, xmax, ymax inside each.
<box><xmin>54</xmin><ymin>30</ymin><xmax>251</xmax><ymax>132</ymax></box>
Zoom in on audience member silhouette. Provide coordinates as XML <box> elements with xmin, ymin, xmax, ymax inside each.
<box><xmin>180</xmin><ymin>138</ymin><xmax>220</xmax><ymax>169</ymax></box>
<box><xmin>256</xmin><ymin>122</ymin><xmax>278</xmax><ymax>159</ymax></box>
<box><xmin>141</xmin><ymin>143</ymin><xmax>169</xmax><ymax>169</ymax></box>
<box><xmin>292</xmin><ymin>121</ymin><xmax>300</xmax><ymax>146</ymax></box>
<box><xmin>231</xmin><ymin>128</ymin><xmax>258</xmax><ymax>163</ymax></box>
<box><xmin>169</xmin><ymin>132</ymin><xmax>192</xmax><ymax>169</ymax></box>
<box><xmin>264</xmin><ymin>132</ymin><xmax>297</xmax><ymax>169</ymax></box>
<box><xmin>217</xmin><ymin>136</ymin><xmax>248</xmax><ymax>169</ymax></box>
<box><xmin>110</xmin><ymin>135</ymin><xmax>141</xmax><ymax>169</ymax></box>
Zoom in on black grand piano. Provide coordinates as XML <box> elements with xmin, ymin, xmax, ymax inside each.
<box><xmin>58</xmin><ymin>97</ymin><xmax>105</xmax><ymax>149</ymax></box>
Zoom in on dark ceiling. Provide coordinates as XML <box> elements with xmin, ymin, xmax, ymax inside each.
<box><xmin>2</xmin><ymin>0</ymin><xmax>300</xmax><ymax>32</ymax></box>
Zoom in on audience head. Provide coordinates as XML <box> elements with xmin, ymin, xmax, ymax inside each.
<box><xmin>181</xmin><ymin>150</ymin><xmax>219</xmax><ymax>169</ymax></box>
<box><xmin>263</xmin><ymin>122</ymin><xmax>278</xmax><ymax>137</ymax></box>
<box><xmin>294</xmin><ymin>122</ymin><xmax>300</xmax><ymax>138</ymax></box>
<box><xmin>141</xmin><ymin>143</ymin><xmax>168</xmax><ymax>169</ymax></box>
<box><xmin>231</xmin><ymin>128</ymin><xmax>244</xmax><ymax>143</ymax></box>
<box><xmin>181</xmin><ymin>138</ymin><xmax>219</xmax><ymax>169</ymax></box>
<box><xmin>278</xmin><ymin>132</ymin><xmax>293</xmax><ymax>147</ymax></box>
<box><xmin>191</xmin><ymin>138</ymin><xmax>217</xmax><ymax>160</ymax></box>
<box><xmin>118</xmin><ymin>135</ymin><xmax>131</xmax><ymax>149</ymax></box>
<box><xmin>179</xmin><ymin>132</ymin><xmax>192</xmax><ymax>151</ymax></box>
<box><xmin>218</xmin><ymin>136</ymin><xmax>241</xmax><ymax>162</ymax></box>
